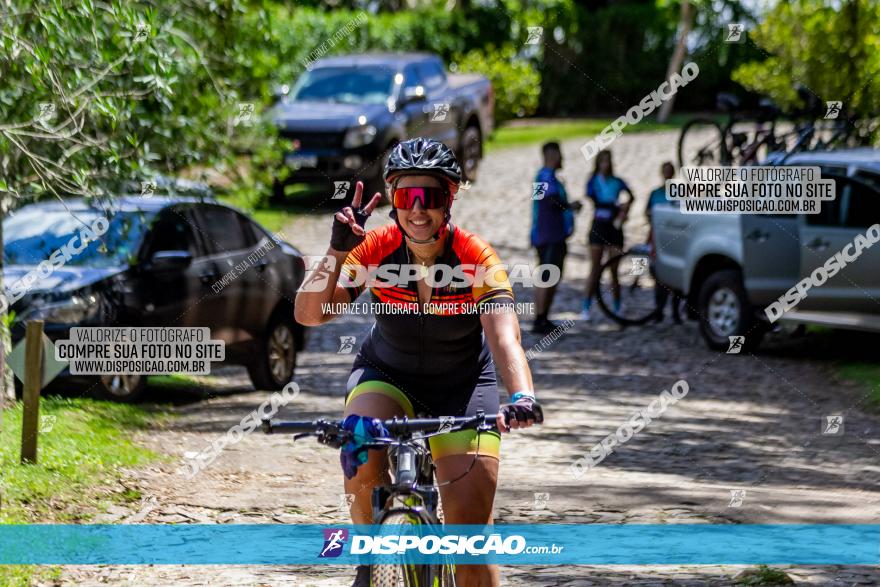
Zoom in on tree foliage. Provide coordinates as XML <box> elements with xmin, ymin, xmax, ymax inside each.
<box><xmin>454</xmin><ymin>46</ymin><xmax>540</xmax><ymax>122</ymax></box>
<box><xmin>732</xmin><ymin>0</ymin><xmax>880</xmax><ymax>117</ymax></box>
<box><xmin>0</xmin><ymin>0</ymin><xmax>280</xmax><ymax>206</ymax></box>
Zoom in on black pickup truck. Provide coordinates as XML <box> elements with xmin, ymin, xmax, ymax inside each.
<box><xmin>269</xmin><ymin>52</ymin><xmax>494</xmax><ymax>200</ymax></box>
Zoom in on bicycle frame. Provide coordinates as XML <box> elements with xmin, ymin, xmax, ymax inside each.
<box><xmin>372</xmin><ymin>440</ymin><xmax>441</xmax><ymax>525</ymax></box>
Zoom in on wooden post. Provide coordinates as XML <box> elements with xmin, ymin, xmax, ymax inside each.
<box><xmin>20</xmin><ymin>320</ymin><xmax>44</xmax><ymax>464</ymax></box>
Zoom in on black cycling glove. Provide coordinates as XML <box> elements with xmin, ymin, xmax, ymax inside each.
<box><xmin>501</xmin><ymin>397</ymin><xmax>544</xmax><ymax>427</ymax></box>
<box><xmin>330</xmin><ymin>206</ymin><xmax>371</xmax><ymax>252</ymax></box>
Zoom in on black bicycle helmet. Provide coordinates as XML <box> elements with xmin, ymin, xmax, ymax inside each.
<box><xmin>384</xmin><ymin>137</ymin><xmax>462</xmax><ymax>191</ymax></box>
<box><xmin>383</xmin><ymin>138</ymin><xmax>461</xmax><ymax>244</ymax></box>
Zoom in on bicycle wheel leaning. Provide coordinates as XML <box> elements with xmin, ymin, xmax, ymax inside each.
<box><xmin>596</xmin><ymin>248</ymin><xmax>659</xmax><ymax>326</ymax></box>
<box><xmin>678</xmin><ymin>118</ymin><xmax>730</xmax><ymax>168</ymax></box>
<box><xmin>371</xmin><ymin>513</ymin><xmax>452</xmax><ymax>587</ymax></box>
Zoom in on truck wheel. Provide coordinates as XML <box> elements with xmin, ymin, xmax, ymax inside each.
<box><xmin>363</xmin><ymin>143</ymin><xmax>394</xmax><ymax>205</ymax></box>
<box><xmin>459</xmin><ymin>125</ymin><xmax>482</xmax><ymax>182</ymax></box>
<box><xmin>364</xmin><ymin>174</ymin><xmax>388</xmax><ymax>206</ymax></box>
<box><xmin>697</xmin><ymin>269</ymin><xmax>764</xmax><ymax>352</ymax></box>
<box><xmin>248</xmin><ymin>313</ymin><xmax>298</xmax><ymax>391</ymax></box>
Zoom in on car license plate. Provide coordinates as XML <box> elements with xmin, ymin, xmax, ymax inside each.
<box><xmin>285</xmin><ymin>153</ymin><xmax>318</xmax><ymax>169</ymax></box>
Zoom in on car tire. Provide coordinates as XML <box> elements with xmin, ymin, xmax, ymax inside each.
<box><xmin>94</xmin><ymin>374</ymin><xmax>148</xmax><ymax>402</ymax></box>
<box><xmin>248</xmin><ymin>313</ymin><xmax>298</xmax><ymax>391</ymax></box>
<box><xmin>697</xmin><ymin>269</ymin><xmax>765</xmax><ymax>352</ymax></box>
<box><xmin>459</xmin><ymin>125</ymin><xmax>482</xmax><ymax>183</ymax></box>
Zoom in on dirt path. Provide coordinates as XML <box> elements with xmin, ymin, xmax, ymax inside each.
<box><xmin>64</xmin><ymin>131</ymin><xmax>880</xmax><ymax>586</ymax></box>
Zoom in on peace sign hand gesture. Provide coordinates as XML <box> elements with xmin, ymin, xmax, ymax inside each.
<box><xmin>330</xmin><ymin>181</ymin><xmax>383</xmax><ymax>252</ymax></box>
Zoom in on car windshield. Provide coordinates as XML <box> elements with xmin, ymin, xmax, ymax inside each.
<box><xmin>290</xmin><ymin>66</ymin><xmax>395</xmax><ymax>105</ymax></box>
<box><xmin>3</xmin><ymin>207</ymin><xmax>153</xmax><ymax>269</ymax></box>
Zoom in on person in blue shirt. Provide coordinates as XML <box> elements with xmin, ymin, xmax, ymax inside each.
<box><xmin>646</xmin><ymin>161</ymin><xmax>683</xmax><ymax>323</ymax></box>
<box><xmin>581</xmin><ymin>149</ymin><xmax>633</xmax><ymax>320</ymax></box>
<box><xmin>530</xmin><ymin>141</ymin><xmax>581</xmax><ymax>334</ymax></box>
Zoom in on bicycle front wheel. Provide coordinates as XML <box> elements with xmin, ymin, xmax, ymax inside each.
<box><xmin>596</xmin><ymin>250</ymin><xmax>659</xmax><ymax>326</ymax></box>
<box><xmin>371</xmin><ymin>513</ymin><xmax>450</xmax><ymax>587</ymax></box>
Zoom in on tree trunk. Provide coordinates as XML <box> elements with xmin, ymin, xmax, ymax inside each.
<box><xmin>657</xmin><ymin>0</ymin><xmax>694</xmax><ymax>123</ymax></box>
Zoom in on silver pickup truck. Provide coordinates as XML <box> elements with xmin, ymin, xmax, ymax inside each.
<box><xmin>653</xmin><ymin>148</ymin><xmax>880</xmax><ymax>351</ymax></box>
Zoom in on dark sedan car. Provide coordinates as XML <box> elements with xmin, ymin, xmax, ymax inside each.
<box><xmin>3</xmin><ymin>196</ymin><xmax>306</xmax><ymax>401</ymax></box>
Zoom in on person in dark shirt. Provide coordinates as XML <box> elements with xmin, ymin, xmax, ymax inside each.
<box><xmin>530</xmin><ymin>141</ymin><xmax>581</xmax><ymax>334</ymax></box>
<box><xmin>645</xmin><ymin>161</ymin><xmax>683</xmax><ymax>323</ymax></box>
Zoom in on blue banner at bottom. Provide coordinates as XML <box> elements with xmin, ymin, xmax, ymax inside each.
<box><xmin>1</xmin><ymin>524</ymin><xmax>878</xmax><ymax>565</ymax></box>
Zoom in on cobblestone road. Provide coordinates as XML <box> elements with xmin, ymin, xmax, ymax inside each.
<box><xmin>64</xmin><ymin>131</ymin><xmax>880</xmax><ymax>586</ymax></box>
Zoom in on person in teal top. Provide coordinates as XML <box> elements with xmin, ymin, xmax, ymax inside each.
<box><xmin>581</xmin><ymin>149</ymin><xmax>633</xmax><ymax>320</ymax></box>
<box><xmin>530</xmin><ymin>142</ymin><xmax>581</xmax><ymax>333</ymax></box>
<box><xmin>645</xmin><ymin>161</ymin><xmax>683</xmax><ymax>323</ymax></box>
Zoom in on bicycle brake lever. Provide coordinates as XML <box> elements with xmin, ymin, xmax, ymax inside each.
<box><xmin>317</xmin><ymin>425</ymin><xmax>350</xmax><ymax>449</ymax></box>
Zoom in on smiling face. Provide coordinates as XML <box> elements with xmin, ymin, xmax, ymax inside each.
<box><xmin>394</xmin><ymin>175</ymin><xmax>447</xmax><ymax>241</ymax></box>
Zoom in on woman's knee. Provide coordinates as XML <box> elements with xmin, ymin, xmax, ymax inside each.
<box><xmin>436</xmin><ymin>455</ymin><xmax>498</xmax><ymax>524</ymax></box>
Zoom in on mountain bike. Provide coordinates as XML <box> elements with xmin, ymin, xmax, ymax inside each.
<box><xmin>677</xmin><ymin>88</ymin><xmax>864</xmax><ymax>169</ymax></box>
<box><xmin>263</xmin><ymin>409</ymin><xmax>541</xmax><ymax>586</ymax></box>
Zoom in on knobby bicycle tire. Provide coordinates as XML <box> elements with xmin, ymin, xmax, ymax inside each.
<box><xmin>371</xmin><ymin>513</ymin><xmax>452</xmax><ymax>587</ymax></box>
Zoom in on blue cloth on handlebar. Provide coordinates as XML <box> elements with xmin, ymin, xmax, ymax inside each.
<box><xmin>339</xmin><ymin>415</ymin><xmax>389</xmax><ymax>479</ymax></box>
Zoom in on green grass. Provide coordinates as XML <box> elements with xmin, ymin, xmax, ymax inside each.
<box><xmin>485</xmin><ymin>115</ymin><xmax>691</xmax><ymax>152</ymax></box>
<box><xmin>837</xmin><ymin>362</ymin><xmax>880</xmax><ymax>407</ymax></box>
<box><xmin>219</xmin><ymin>192</ymin><xmax>295</xmax><ymax>234</ymax></box>
<box><xmin>1</xmin><ymin>398</ymin><xmax>166</xmax><ymax>585</ymax></box>
<box><xmin>803</xmin><ymin>326</ymin><xmax>880</xmax><ymax>409</ymax></box>
<box><xmin>736</xmin><ymin>565</ymin><xmax>794</xmax><ymax>585</ymax></box>
<box><xmin>0</xmin><ymin>397</ymin><xmax>164</xmax><ymax>524</ymax></box>
<box><xmin>149</xmin><ymin>373</ymin><xmax>206</xmax><ymax>388</ymax></box>
<box><xmin>0</xmin><ymin>565</ymin><xmax>62</xmax><ymax>587</ymax></box>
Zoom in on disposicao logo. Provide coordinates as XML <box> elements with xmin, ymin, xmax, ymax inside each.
<box><xmin>319</xmin><ymin>528</ymin><xmax>349</xmax><ymax>558</ymax></box>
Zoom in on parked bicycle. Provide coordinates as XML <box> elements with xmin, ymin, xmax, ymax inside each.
<box><xmin>678</xmin><ymin>88</ymin><xmax>863</xmax><ymax>169</ymax></box>
<box><xmin>595</xmin><ymin>243</ymin><xmax>685</xmax><ymax>326</ymax></box>
<box><xmin>263</xmin><ymin>408</ymin><xmax>542</xmax><ymax>587</ymax></box>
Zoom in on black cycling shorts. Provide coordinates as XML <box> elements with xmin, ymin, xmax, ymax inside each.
<box><xmin>589</xmin><ymin>220</ymin><xmax>624</xmax><ymax>248</ymax></box>
<box><xmin>536</xmin><ymin>241</ymin><xmax>567</xmax><ymax>273</ymax></box>
<box><xmin>344</xmin><ymin>356</ymin><xmax>501</xmax><ymax>459</ymax></box>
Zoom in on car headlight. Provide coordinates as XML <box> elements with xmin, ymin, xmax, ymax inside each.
<box><xmin>343</xmin><ymin>125</ymin><xmax>377</xmax><ymax>148</ymax></box>
<box><xmin>24</xmin><ymin>293</ymin><xmax>101</xmax><ymax>324</ymax></box>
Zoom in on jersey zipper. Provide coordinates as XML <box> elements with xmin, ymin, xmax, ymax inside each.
<box><xmin>407</xmin><ymin>227</ymin><xmax>453</xmax><ymax>374</ymax></box>
<box><xmin>418</xmin><ymin>274</ymin><xmax>435</xmax><ymax>373</ymax></box>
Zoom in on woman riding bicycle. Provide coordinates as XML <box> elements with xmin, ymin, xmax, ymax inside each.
<box><xmin>295</xmin><ymin>138</ymin><xmax>542</xmax><ymax>587</ymax></box>
<box><xmin>581</xmin><ymin>149</ymin><xmax>634</xmax><ymax>321</ymax></box>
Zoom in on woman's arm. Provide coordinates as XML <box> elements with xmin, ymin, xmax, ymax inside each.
<box><xmin>481</xmin><ymin>309</ymin><xmax>537</xmax><ymax>430</ymax></box>
<box><xmin>294</xmin><ymin>181</ymin><xmax>381</xmax><ymax>326</ymax></box>
<box><xmin>294</xmin><ymin>248</ymin><xmax>355</xmax><ymax>326</ymax></box>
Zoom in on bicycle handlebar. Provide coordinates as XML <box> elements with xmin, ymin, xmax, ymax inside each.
<box><xmin>262</xmin><ymin>413</ymin><xmax>499</xmax><ymax>436</ymax></box>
